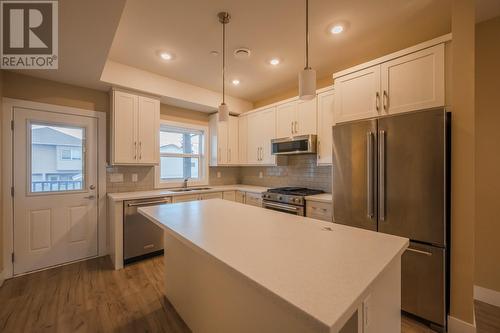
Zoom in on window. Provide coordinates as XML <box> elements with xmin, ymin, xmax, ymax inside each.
<box><xmin>155</xmin><ymin>121</ymin><xmax>208</xmax><ymax>188</ymax></box>
<box><xmin>61</xmin><ymin>149</ymin><xmax>71</xmax><ymax>160</ymax></box>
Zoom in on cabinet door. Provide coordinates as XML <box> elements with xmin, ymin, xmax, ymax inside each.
<box><xmin>381</xmin><ymin>44</ymin><xmax>445</xmax><ymax>115</ymax></box>
<box><xmin>246</xmin><ymin>112</ymin><xmax>261</xmax><ymax>164</ymax></box>
<box><xmin>223</xmin><ymin>191</ymin><xmax>236</xmax><ymax>201</ymax></box>
<box><xmin>137</xmin><ymin>96</ymin><xmax>160</xmax><ymax>164</ymax></box>
<box><xmin>276</xmin><ymin>101</ymin><xmax>297</xmax><ymax>138</ymax></box>
<box><xmin>200</xmin><ymin>192</ymin><xmax>223</xmax><ymax>200</ymax></box>
<box><xmin>172</xmin><ymin>194</ymin><xmax>200</xmax><ymax>203</ymax></box>
<box><xmin>238</xmin><ymin>116</ymin><xmax>248</xmax><ymax>164</ymax></box>
<box><xmin>235</xmin><ymin>191</ymin><xmax>245</xmax><ymax>203</ymax></box>
<box><xmin>296</xmin><ymin>98</ymin><xmax>317</xmax><ymax>136</ymax></box>
<box><xmin>245</xmin><ymin>192</ymin><xmax>262</xmax><ymax>207</ymax></box>
<box><xmin>317</xmin><ymin>90</ymin><xmax>335</xmax><ymax>165</ymax></box>
<box><xmin>113</xmin><ymin>91</ymin><xmax>137</xmax><ymax>164</ymax></box>
<box><xmin>227</xmin><ymin>116</ymin><xmax>239</xmax><ymax>164</ymax></box>
<box><xmin>258</xmin><ymin>107</ymin><xmax>277</xmax><ymax>165</ymax></box>
<box><xmin>334</xmin><ymin>65</ymin><xmax>381</xmax><ymax>123</ymax></box>
<box><xmin>217</xmin><ymin>120</ymin><xmax>228</xmax><ymax>165</ymax></box>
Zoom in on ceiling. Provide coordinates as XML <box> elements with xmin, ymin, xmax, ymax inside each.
<box><xmin>109</xmin><ymin>0</ymin><xmax>452</xmax><ymax>103</ymax></box>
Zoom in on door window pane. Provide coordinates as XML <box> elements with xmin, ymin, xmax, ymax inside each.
<box><xmin>30</xmin><ymin>123</ymin><xmax>85</xmax><ymax>193</ymax></box>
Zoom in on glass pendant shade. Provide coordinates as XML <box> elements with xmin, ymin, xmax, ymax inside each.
<box><xmin>299</xmin><ymin>67</ymin><xmax>316</xmax><ymax>100</ymax></box>
<box><xmin>218</xmin><ymin>102</ymin><xmax>229</xmax><ymax>122</ymax></box>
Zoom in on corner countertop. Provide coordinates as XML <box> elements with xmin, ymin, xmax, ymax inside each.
<box><xmin>107</xmin><ymin>184</ymin><xmax>268</xmax><ymax>202</ymax></box>
<box><xmin>305</xmin><ymin>193</ymin><xmax>332</xmax><ymax>203</ymax></box>
<box><xmin>139</xmin><ymin>199</ymin><xmax>408</xmax><ymax>332</ymax></box>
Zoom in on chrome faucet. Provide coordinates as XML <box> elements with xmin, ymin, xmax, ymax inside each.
<box><xmin>183</xmin><ymin>177</ymin><xmax>189</xmax><ymax>189</ymax></box>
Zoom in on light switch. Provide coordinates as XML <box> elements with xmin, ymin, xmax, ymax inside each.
<box><xmin>131</xmin><ymin>173</ymin><xmax>138</xmax><ymax>182</ymax></box>
<box><xmin>109</xmin><ymin>173</ymin><xmax>123</xmax><ymax>183</ymax></box>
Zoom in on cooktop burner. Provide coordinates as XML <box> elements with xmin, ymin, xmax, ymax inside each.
<box><xmin>267</xmin><ymin>187</ymin><xmax>324</xmax><ymax>196</ymax></box>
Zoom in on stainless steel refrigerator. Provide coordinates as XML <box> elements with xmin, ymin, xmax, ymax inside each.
<box><xmin>332</xmin><ymin>108</ymin><xmax>450</xmax><ymax>330</ymax></box>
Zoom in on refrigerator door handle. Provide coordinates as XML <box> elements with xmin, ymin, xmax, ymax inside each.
<box><xmin>366</xmin><ymin>132</ymin><xmax>374</xmax><ymax>218</ymax></box>
<box><xmin>379</xmin><ymin>130</ymin><xmax>386</xmax><ymax>221</ymax></box>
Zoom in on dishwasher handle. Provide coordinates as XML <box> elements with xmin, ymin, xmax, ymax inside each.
<box><xmin>126</xmin><ymin>198</ymin><xmax>172</xmax><ymax>207</ymax></box>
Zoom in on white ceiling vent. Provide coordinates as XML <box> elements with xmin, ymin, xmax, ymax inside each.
<box><xmin>233</xmin><ymin>48</ymin><xmax>251</xmax><ymax>59</ymax></box>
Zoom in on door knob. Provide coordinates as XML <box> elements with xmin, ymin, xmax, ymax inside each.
<box><xmin>89</xmin><ymin>185</ymin><xmax>96</xmax><ymax>190</ymax></box>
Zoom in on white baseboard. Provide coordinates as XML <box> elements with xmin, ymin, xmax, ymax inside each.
<box><xmin>474</xmin><ymin>285</ymin><xmax>500</xmax><ymax>308</ymax></box>
<box><xmin>448</xmin><ymin>315</ymin><xmax>476</xmax><ymax>333</ymax></box>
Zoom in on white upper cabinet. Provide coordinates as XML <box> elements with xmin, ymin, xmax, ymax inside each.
<box><xmin>111</xmin><ymin>90</ymin><xmax>159</xmax><ymax>165</ymax></box>
<box><xmin>380</xmin><ymin>44</ymin><xmax>445</xmax><ymax>115</ymax></box>
<box><xmin>209</xmin><ymin>115</ymin><xmax>238</xmax><ymax>166</ymax></box>
<box><xmin>333</xmin><ymin>41</ymin><xmax>446</xmax><ymax>123</ymax></box>
<box><xmin>238</xmin><ymin>115</ymin><xmax>248</xmax><ymax>165</ymax></box>
<box><xmin>316</xmin><ymin>89</ymin><xmax>335</xmax><ymax>165</ymax></box>
<box><xmin>276</xmin><ymin>98</ymin><xmax>317</xmax><ymax>138</ymax></box>
<box><xmin>334</xmin><ymin>65</ymin><xmax>381</xmax><ymax>123</ymax></box>
<box><xmin>247</xmin><ymin>107</ymin><xmax>276</xmax><ymax>165</ymax></box>
<box><xmin>276</xmin><ymin>102</ymin><xmax>297</xmax><ymax>138</ymax></box>
<box><xmin>296</xmin><ymin>98</ymin><xmax>317</xmax><ymax>136</ymax></box>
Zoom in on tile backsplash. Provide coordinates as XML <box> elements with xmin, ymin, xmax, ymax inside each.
<box><xmin>106</xmin><ymin>155</ymin><xmax>332</xmax><ymax>193</ymax></box>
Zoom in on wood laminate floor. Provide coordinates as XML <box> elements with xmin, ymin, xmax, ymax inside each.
<box><xmin>0</xmin><ymin>256</ymin><xmax>498</xmax><ymax>332</ymax></box>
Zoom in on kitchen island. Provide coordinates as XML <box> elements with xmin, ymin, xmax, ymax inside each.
<box><xmin>139</xmin><ymin>199</ymin><xmax>408</xmax><ymax>333</ymax></box>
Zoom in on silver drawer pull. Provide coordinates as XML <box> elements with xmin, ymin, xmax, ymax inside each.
<box><xmin>406</xmin><ymin>248</ymin><xmax>432</xmax><ymax>256</ymax></box>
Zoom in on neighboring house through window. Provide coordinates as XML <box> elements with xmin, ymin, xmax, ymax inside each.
<box><xmin>155</xmin><ymin>120</ymin><xmax>208</xmax><ymax>188</ymax></box>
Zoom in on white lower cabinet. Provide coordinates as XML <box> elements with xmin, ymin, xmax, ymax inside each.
<box><xmin>306</xmin><ymin>201</ymin><xmax>333</xmax><ymax>222</ymax></box>
<box><xmin>235</xmin><ymin>191</ymin><xmax>246</xmax><ymax>203</ymax></box>
<box><xmin>222</xmin><ymin>191</ymin><xmax>236</xmax><ymax>201</ymax></box>
<box><xmin>172</xmin><ymin>194</ymin><xmax>200</xmax><ymax>203</ymax></box>
<box><xmin>245</xmin><ymin>192</ymin><xmax>263</xmax><ymax>207</ymax></box>
<box><xmin>200</xmin><ymin>192</ymin><xmax>223</xmax><ymax>200</ymax></box>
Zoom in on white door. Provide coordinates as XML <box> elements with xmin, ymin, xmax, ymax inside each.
<box><xmin>317</xmin><ymin>89</ymin><xmax>335</xmax><ymax>165</ymax></box>
<box><xmin>112</xmin><ymin>90</ymin><xmax>137</xmax><ymax>164</ymax></box>
<box><xmin>276</xmin><ymin>101</ymin><xmax>297</xmax><ymax>138</ymax></box>
<box><xmin>227</xmin><ymin>116</ymin><xmax>239</xmax><ymax>164</ymax></box>
<box><xmin>137</xmin><ymin>96</ymin><xmax>159</xmax><ymax>164</ymax></box>
<box><xmin>297</xmin><ymin>97</ymin><xmax>317</xmax><ymax>136</ymax></box>
<box><xmin>381</xmin><ymin>44</ymin><xmax>445</xmax><ymax>115</ymax></box>
<box><xmin>334</xmin><ymin>65</ymin><xmax>381</xmax><ymax>122</ymax></box>
<box><xmin>238</xmin><ymin>115</ymin><xmax>248</xmax><ymax>165</ymax></box>
<box><xmin>258</xmin><ymin>107</ymin><xmax>277</xmax><ymax>165</ymax></box>
<box><xmin>13</xmin><ymin>107</ymin><xmax>98</xmax><ymax>275</ymax></box>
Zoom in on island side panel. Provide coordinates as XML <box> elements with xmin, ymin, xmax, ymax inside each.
<box><xmin>108</xmin><ymin>198</ymin><xmax>124</xmax><ymax>270</ymax></box>
<box><xmin>163</xmin><ymin>232</ymin><xmax>329</xmax><ymax>333</ymax></box>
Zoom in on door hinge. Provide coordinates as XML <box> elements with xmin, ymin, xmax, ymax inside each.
<box><xmin>11</xmin><ymin>253</ymin><xmax>14</xmax><ymax>263</ymax></box>
<box><xmin>11</xmin><ymin>186</ymin><xmax>14</xmax><ymax>197</ymax></box>
<box><xmin>11</xmin><ymin>120</ymin><xmax>14</xmax><ymax>130</ymax></box>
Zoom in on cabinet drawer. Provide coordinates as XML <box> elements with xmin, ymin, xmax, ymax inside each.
<box><xmin>306</xmin><ymin>201</ymin><xmax>332</xmax><ymax>221</ymax></box>
<box><xmin>172</xmin><ymin>194</ymin><xmax>199</xmax><ymax>203</ymax></box>
<box><xmin>245</xmin><ymin>192</ymin><xmax>262</xmax><ymax>207</ymax></box>
<box><xmin>222</xmin><ymin>191</ymin><xmax>236</xmax><ymax>201</ymax></box>
<box><xmin>200</xmin><ymin>192</ymin><xmax>223</xmax><ymax>200</ymax></box>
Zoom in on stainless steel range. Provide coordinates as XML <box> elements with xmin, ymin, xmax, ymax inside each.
<box><xmin>262</xmin><ymin>187</ymin><xmax>324</xmax><ymax>216</ymax></box>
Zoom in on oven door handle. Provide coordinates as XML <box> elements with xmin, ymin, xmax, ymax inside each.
<box><xmin>263</xmin><ymin>201</ymin><xmax>302</xmax><ymax>213</ymax></box>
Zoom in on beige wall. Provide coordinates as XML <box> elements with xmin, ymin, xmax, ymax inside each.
<box><xmin>160</xmin><ymin>103</ymin><xmax>210</xmax><ymax>126</ymax></box>
<box><xmin>450</xmin><ymin>0</ymin><xmax>475</xmax><ymax>324</ymax></box>
<box><xmin>475</xmin><ymin>16</ymin><xmax>500</xmax><ymax>293</ymax></box>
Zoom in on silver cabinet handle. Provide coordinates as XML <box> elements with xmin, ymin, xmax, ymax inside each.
<box><xmin>139</xmin><ymin>141</ymin><xmax>142</xmax><ymax>160</ymax></box>
<box><xmin>406</xmin><ymin>248</ymin><xmax>432</xmax><ymax>256</ymax></box>
<box><xmin>229</xmin><ymin>148</ymin><xmax>231</xmax><ymax>162</ymax></box>
<box><xmin>379</xmin><ymin>130</ymin><xmax>386</xmax><ymax>221</ymax></box>
<box><xmin>317</xmin><ymin>140</ymin><xmax>321</xmax><ymax>160</ymax></box>
<box><xmin>383</xmin><ymin>90</ymin><xmax>388</xmax><ymax>111</ymax></box>
<box><xmin>366</xmin><ymin>132</ymin><xmax>374</xmax><ymax>218</ymax></box>
<box><xmin>291</xmin><ymin>122</ymin><xmax>294</xmax><ymax>135</ymax></box>
<box><xmin>376</xmin><ymin>92</ymin><xmax>380</xmax><ymax>112</ymax></box>
<box><xmin>294</xmin><ymin>121</ymin><xmax>298</xmax><ymax>134</ymax></box>
<box><xmin>134</xmin><ymin>141</ymin><xmax>137</xmax><ymax>160</ymax></box>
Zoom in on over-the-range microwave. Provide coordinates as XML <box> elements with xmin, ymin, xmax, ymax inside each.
<box><xmin>271</xmin><ymin>134</ymin><xmax>317</xmax><ymax>155</ymax></box>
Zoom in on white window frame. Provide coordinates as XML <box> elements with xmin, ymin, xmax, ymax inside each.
<box><xmin>155</xmin><ymin>120</ymin><xmax>209</xmax><ymax>189</ymax></box>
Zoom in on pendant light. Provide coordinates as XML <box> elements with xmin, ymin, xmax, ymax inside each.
<box><xmin>299</xmin><ymin>0</ymin><xmax>316</xmax><ymax>100</ymax></box>
<box><xmin>217</xmin><ymin>12</ymin><xmax>230</xmax><ymax>122</ymax></box>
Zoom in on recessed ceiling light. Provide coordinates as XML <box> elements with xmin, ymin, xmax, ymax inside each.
<box><xmin>232</xmin><ymin>79</ymin><xmax>240</xmax><ymax>85</ymax></box>
<box><xmin>269</xmin><ymin>58</ymin><xmax>280</xmax><ymax>66</ymax></box>
<box><xmin>330</xmin><ymin>24</ymin><xmax>344</xmax><ymax>34</ymax></box>
<box><xmin>159</xmin><ymin>52</ymin><xmax>173</xmax><ymax>60</ymax></box>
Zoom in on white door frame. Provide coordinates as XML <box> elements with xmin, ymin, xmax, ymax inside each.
<box><xmin>2</xmin><ymin>98</ymin><xmax>107</xmax><ymax>278</ymax></box>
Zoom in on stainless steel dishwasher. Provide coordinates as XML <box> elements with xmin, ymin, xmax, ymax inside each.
<box><xmin>123</xmin><ymin>196</ymin><xmax>171</xmax><ymax>264</ymax></box>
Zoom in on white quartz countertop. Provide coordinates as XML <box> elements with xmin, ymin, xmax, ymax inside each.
<box><xmin>107</xmin><ymin>184</ymin><xmax>268</xmax><ymax>201</ymax></box>
<box><xmin>139</xmin><ymin>199</ymin><xmax>408</xmax><ymax>331</ymax></box>
<box><xmin>305</xmin><ymin>193</ymin><xmax>332</xmax><ymax>203</ymax></box>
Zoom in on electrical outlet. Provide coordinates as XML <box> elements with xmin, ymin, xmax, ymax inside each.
<box><xmin>109</xmin><ymin>173</ymin><xmax>123</xmax><ymax>183</ymax></box>
<box><xmin>259</xmin><ymin>171</ymin><xmax>263</xmax><ymax>179</ymax></box>
<box><xmin>217</xmin><ymin>171</ymin><xmax>221</xmax><ymax>178</ymax></box>
<box><xmin>131</xmin><ymin>173</ymin><xmax>138</xmax><ymax>182</ymax></box>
